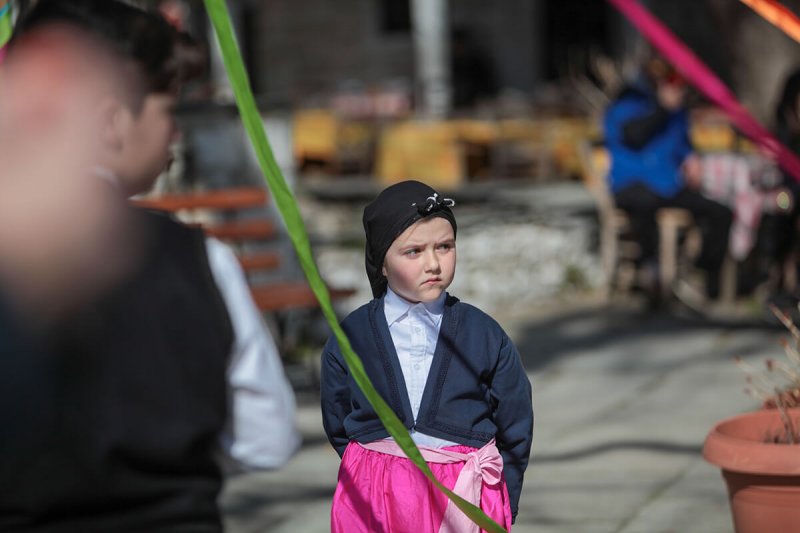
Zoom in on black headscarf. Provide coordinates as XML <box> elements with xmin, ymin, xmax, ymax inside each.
<box><xmin>363</xmin><ymin>180</ymin><xmax>457</xmax><ymax>298</ymax></box>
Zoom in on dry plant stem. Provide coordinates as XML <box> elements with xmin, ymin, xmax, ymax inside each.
<box><xmin>744</xmin><ymin>387</ymin><xmax>772</xmax><ymax>403</ymax></box>
<box><xmin>774</xmin><ymin>388</ymin><xmax>798</xmax><ymax>444</ymax></box>
<box><xmin>772</xmin><ymin>359</ymin><xmax>800</xmax><ymax>384</ymax></box>
<box><xmin>770</xmin><ymin>304</ymin><xmax>800</xmax><ymax>349</ymax></box>
<box><xmin>781</xmin><ymin>338</ymin><xmax>800</xmax><ymax>367</ymax></box>
<box><xmin>736</xmin><ymin>358</ymin><xmax>782</xmax><ymax>395</ymax></box>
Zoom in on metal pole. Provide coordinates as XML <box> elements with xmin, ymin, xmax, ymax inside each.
<box><xmin>410</xmin><ymin>0</ymin><xmax>451</xmax><ymax>119</ymax></box>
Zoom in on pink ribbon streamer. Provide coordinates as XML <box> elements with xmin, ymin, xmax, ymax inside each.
<box><xmin>359</xmin><ymin>439</ymin><xmax>504</xmax><ymax>533</ymax></box>
<box><xmin>607</xmin><ymin>0</ymin><xmax>800</xmax><ymax>183</ymax></box>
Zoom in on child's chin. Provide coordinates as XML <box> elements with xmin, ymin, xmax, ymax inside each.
<box><xmin>418</xmin><ymin>287</ymin><xmax>444</xmax><ymax>301</ymax></box>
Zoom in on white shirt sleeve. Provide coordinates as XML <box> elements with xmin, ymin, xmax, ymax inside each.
<box><xmin>205</xmin><ymin>237</ymin><xmax>301</xmax><ymax>472</ymax></box>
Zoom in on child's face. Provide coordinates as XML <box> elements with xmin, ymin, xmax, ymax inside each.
<box><xmin>382</xmin><ymin>217</ymin><xmax>456</xmax><ymax>303</ymax></box>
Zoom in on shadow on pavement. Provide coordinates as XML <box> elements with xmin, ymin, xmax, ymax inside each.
<box><xmin>531</xmin><ymin>438</ymin><xmax>700</xmax><ymax>464</ymax></box>
<box><xmin>514</xmin><ymin>302</ymin><xmax>776</xmax><ymax>372</ymax></box>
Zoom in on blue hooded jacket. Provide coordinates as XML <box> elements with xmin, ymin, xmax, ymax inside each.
<box><xmin>604</xmin><ymin>79</ymin><xmax>692</xmax><ymax>198</ymax></box>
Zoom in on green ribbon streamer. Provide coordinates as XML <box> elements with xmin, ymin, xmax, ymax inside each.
<box><xmin>202</xmin><ymin>1</ymin><xmax>507</xmax><ymax>532</ymax></box>
<box><xmin>0</xmin><ymin>4</ymin><xmax>12</xmax><ymax>48</ymax></box>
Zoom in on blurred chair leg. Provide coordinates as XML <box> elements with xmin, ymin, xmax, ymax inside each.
<box><xmin>657</xmin><ymin>208</ymin><xmax>693</xmax><ymax>300</ymax></box>
<box><xmin>720</xmin><ymin>254</ymin><xmax>737</xmax><ymax>305</ymax></box>
<box><xmin>600</xmin><ymin>214</ymin><xmax>618</xmax><ymax>300</ymax></box>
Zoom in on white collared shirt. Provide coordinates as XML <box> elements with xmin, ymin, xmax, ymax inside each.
<box><xmin>206</xmin><ymin>238</ymin><xmax>301</xmax><ymax>471</ymax></box>
<box><xmin>384</xmin><ymin>287</ymin><xmax>458</xmax><ymax>448</ymax></box>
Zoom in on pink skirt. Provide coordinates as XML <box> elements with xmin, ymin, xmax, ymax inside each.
<box><xmin>331</xmin><ymin>440</ymin><xmax>512</xmax><ymax>533</ymax></box>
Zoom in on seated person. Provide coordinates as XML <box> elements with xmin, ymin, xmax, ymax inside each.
<box><xmin>604</xmin><ymin>57</ymin><xmax>733</xmax><ymax>302</ymax></box>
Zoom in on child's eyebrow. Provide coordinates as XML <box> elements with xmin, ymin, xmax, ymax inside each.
<box><xmin>398</xmin><ymin>237</ymin><xmax>454</xmax><ymax>249</ymax></box>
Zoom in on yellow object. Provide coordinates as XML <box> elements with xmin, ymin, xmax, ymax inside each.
<box><xmin>292</xmin><ymin>109</ymin><xmax>375</xmax><ymax>172</ymax></box>
<box><xmin>452</xmin><ymin>119</ymin><xmax>499</xmax><ymax>144</ymax></box>
<box><xmin>690</xmin><ymin>121</ymin><xmax>736</xmax><ymax>153</ymax></box>
<box><xmin>375</xmin><ymin>121</ymin><xmax>464</xmax><ymax>190</ymax></box>
<box><xmin>545</xmin><ymin>117</ymin><xmax>598</xmax><ymax>178</ymax></box>
<box><xmin>292</xmin><ymin>109</ymin><xmax>338</xmax><ymax>162</ymax></box>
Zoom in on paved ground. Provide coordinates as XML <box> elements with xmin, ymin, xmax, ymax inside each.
<box><xmin>221</xmin><ymin>297</ymin><xmax>783</xmax><ymax>533</ymax></box>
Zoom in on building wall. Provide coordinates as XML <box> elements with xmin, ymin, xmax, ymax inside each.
<box><xmin>250</xmin><ymin>0</ymin><xmax>415</xmax><ymax>107</ymax></box>
<box><xmin>248</xmin><ymin>0</ymin><xmax>543</xmax><ymax>108</ymax></box>
<box><xmin>706</xmin><ymin>0</ymin><xmax>800</xmax><ymax>126</ymax></box>
<box><xmin>450</xmin><ymin>0</ymin><xmax>541</xmax><ymax>93</ymax></box>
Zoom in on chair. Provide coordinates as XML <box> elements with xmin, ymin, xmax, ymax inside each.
<box><xmin>579</xmin><ymin>142</ymin><xmax>695</xmax><ymax>300</ymax></box>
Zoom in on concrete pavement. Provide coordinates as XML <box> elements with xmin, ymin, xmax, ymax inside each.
<box><xmin>221</xmin><ymin>297</ymin><xmax>782</xmax><ymax>532</ymax></box>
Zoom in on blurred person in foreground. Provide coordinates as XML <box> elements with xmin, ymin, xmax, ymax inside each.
<box><xmin>0</xmin><ymin>1</ymin><xmax>299</xmax><ymax>532</ymax></box>
<box><xmin>0</xmin><ymin>16</ymin><xmax>135</xmax><ymax>324</ymax></box>
<box><xmin>604</xmin><ymin>57</ymin><xmax>733</xmax><ymax>307</ymax></box>
<box><xmin>0</xmin><ymin>12</ymin><xmax>141</xmax><ymax>504</ymax></box>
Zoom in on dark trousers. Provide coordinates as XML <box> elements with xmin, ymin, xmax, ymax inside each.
<box><xmin>614</xmin><ymin>183</ymin><xmax>733</xmax><ymax>296</ymax></box>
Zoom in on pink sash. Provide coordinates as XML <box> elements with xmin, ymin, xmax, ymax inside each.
<box><xmin>359</xmin><ymin>439</ymin><xmax>504</xmax><ymax>533</ymax></box>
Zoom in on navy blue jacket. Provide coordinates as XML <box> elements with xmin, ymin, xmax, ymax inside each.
<box><xmin>321</xmin><ymin>293</ymin><xmax>533</xmax><ymax>519</ymax></box>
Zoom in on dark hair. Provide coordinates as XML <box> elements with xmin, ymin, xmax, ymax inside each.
<box><xmin>13</xmin><ymin>0</ymin><xmax>205</xmax><ymax>110</ymax></box>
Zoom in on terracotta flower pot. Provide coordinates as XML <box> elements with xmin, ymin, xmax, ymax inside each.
<box><xmin>703</xmin><ymin>408</ymin><xmax>800</xmax><ymax>533</ymax></box>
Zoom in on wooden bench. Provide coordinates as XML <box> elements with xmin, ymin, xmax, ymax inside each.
<box><xmin>132</xmin><ymin>186</ymin><xmax>355</xmax><ymax>312</ymax></box>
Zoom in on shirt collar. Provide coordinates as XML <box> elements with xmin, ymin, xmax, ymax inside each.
<box><xmin>384</xmin><ymin>286</ymin><xmax>446</xmax><ymax>327</ymax></box>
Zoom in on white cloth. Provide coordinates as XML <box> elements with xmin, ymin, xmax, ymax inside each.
<box><xmin>701</xmin><ymin>152</ymin><xmax>783</xmax><ymax>261</ymax></box>
<box><xmin>384</xmin><ymin>287</ymin><xmax>458</xmax><ymax>448</ymax></box>
<box><xmin>206</xmin><ymin>237</ymin><xmax>301</xmax><ymax>471</ymax></box>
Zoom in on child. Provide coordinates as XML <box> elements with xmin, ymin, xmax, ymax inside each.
<box><xmin>321</xmin><ymin>180</ymin><xmax>533</xmax><ymax>532</ymax></box>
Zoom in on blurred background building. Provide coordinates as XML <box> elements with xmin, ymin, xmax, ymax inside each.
<box><xmin>7</xmin><ymin>0</ymin><xmax>800</xmax><ymax>321</ymax></box>
<box><xmin>8</xmin><ymin>0</ymin><xmax>800</xmax><ymax>188</ymax></box>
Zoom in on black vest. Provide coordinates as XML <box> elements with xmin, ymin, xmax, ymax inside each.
<box><xmin>0</xmin><ymin>210</ymin><xmax>234</xmax><ymax>533</ymax></box>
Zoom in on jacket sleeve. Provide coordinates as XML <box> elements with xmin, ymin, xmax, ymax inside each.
<box><xmin>621</xmin><ymin>105</ymin><xmax>671</xmax><ymax>150</ymax></box>
<box><xmin>675</xmin><ymin>111</ymin><xmax>693</xmax><ymax>163</ymax></box>
<box><xmin>320</xmin><ymin>337</ymin><xmax>352</xmax><ymax>457</ymax></box>
<box><xmin>491</xmin><ymin>333</ymin><xmax>533</xmax><ymax>523</ymax></box>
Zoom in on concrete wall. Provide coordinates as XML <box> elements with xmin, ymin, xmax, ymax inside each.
<box><xmin>247</xmin><ymin>0</ymin><xmax>543</xmax><ymax>107</ymax></box>
<box><xmin>450</xmin><ymin>0</ymin><xmax>542</xmax><ymax>93</ymax></box>
<box><xmin>249</xmin><ymin>0</ymin><xmax>415</xmax><ymax>106</ymax></box>
<box><xmin>705</xmin><ymin>0</ymin><xmax>800</xmax><ymax>126</ymax></box>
